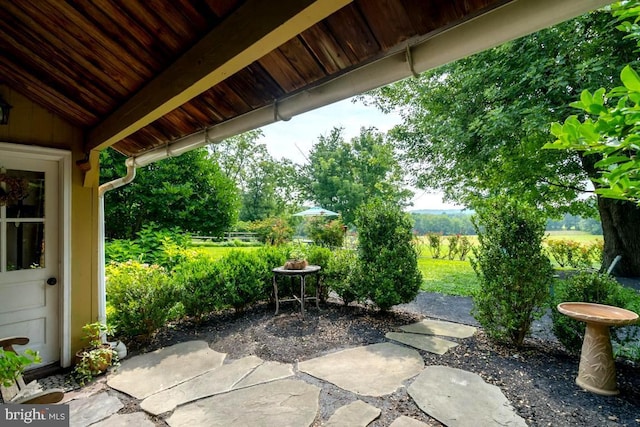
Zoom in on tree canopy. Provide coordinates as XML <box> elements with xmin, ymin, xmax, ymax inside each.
<box><xmin>367</xmin><ymin>8</ymin><xmax>637</xmax><ymax>216</ymax></box>
<box><xmin>100</xmin><ymin>147</ymin><xmax>239</xmax><ymax>239</ymax></box>
<box><xmin>301</xmin><ymin>126</ymin><xmax>411</xmax><ymax>224</ymax></box>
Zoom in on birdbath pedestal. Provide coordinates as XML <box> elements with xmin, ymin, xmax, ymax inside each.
<box><xmin>557</xmin><ymin>302</ymin><xmax>638</xmax><ymax>396</ymax></box>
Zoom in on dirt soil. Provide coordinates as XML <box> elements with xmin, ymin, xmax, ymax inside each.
<box><xmin>123</xmin><ymin>295</ymin><xmax>640</xmax><ymax>427</ymax></box>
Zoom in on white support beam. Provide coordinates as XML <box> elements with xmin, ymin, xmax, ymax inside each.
<box><xmin>85</xmin><ymin>0</ymin><xmax>352</xmax><ymax>152</ymax></box>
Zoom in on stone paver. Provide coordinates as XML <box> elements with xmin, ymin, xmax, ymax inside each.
<box><xmin>233</xmin><ymin>360</ymin><xmax>293</xmax><ymax>389</ymax></box>
<box><xmin>91</xmin><ymin>412</ymin><xmax>155</xmax><ymax>427</ymax></box>
<box><xmin>298</xmin><ymin>343</ymin><xmax>424</xmax><ymax>396</ymax></box>
<box><xmin>408</xmin><ymin>366</ymin><xmax>527</xmax><ymax>427</ymax></box>
<box><xmin>166</xmin><ymin>379</ymin><xmax>320</xmax><ymax>427</ymax></box>
<box><xmin>400</xmin><ymin>319</ymin><xmax>477</xmax><ymax>339</ymax></box>
<box><xmin>325</xmin><ymin>400</ymin><xmax>381</xmax><ymax>427</ymax></box>
<box><xmin>389</xmin><ymin>415</ymin><xmax>429</xmax><ymax>427</ymax></box>
<box><xmin>385</xmin><ymin>332</ymin><xmax>458</xmax><ymax>355</ymax></box>
<box><xmin>107</xmin><ymin>341</ymin><xmax>226</xmax><ymax>399</ymax></box>
<box><xmin>68</xmin><ymin>392</ymin><xmax>123</xmax><ymax>427</ymax></box>
<box><xmin>140</xmin><ymin>355</ymin><xmax>264</xmax><ymax>415</ymax></box>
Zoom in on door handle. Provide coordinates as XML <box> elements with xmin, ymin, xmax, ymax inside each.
<box><xmin>46</xmin><ymin>277</ymin><xmax>57</xmax><ymax>286</ymax></box>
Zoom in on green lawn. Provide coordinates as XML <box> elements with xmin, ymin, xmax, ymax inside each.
<box><xmin>198</xmin><ymin>246</ymin><xmax>260</xmax><ymax>260</ymax></box>
<box><xmin>418</xmin><ymin>257</ymin><xmax>478</xmax><ymax>296</ymax></box>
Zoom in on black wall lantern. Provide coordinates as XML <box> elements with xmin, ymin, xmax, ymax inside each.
<box><xmin>0</xmin><ymin>96</ymin><xmax>12</xmax><ymax>125</ymax></box>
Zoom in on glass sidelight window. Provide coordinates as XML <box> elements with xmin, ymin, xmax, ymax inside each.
<box><xmin>0</xmin><ymin>169</ymin><xmax>45</xmax><ymax>272</ymax></box>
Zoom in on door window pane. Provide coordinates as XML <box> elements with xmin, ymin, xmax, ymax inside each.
<box><xmin>6</xmin><ymin>222</ymin><xmax>45</xmax><ymax>271</ymax></box>
<box><xmin>5</xmin><ymin>170</ymin><xmax>45</xmax><ymax>218</ymax></box>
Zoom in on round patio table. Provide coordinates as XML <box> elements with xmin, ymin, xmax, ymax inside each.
<box><xmin>272</xmin><ymin>265</ymin><xmax>321</xmax><ymax>318</ymax></box>
<box><xmin>557</xmin><ymin>302</ymin><xmax>638</xmax><ymax>396</ymax></box>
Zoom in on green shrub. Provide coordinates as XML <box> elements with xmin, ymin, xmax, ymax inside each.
<box><xmin>446</xmin><ymin>235</ymin><xmax>460</xmax><ymax>260</ymax></box>
<box><xmin>106</xmin><ymin>261</ymin><xmax>180</xmax><ymax>339</ymax></box>
<box><xmin>426</xmin><ymin>232</ymin><xmax>442</xmax><ymax>259</ymax></box>
<box><xmin>307</xmin><ymin>245</ymin><xmax>333</xmax><ymax>299</ymax></box>
<box><xmin>172</xmin><ymin>253</ymin><xmax>224</xmax><ymax>320</ymax></box>
<box><xmin>105</xmin><ymin>239</ymin><xmax>142</xmax><ymax>263</ymax></box>
<box><xmin>458</xmin><ymin>236</ymin><xmax>472</xmax><ymax>261</ymax></box>
<box><xmin>218</xmin><ymin>250</ymin><xmax>268</xmax><ymax>312</ymax></box>
<box><xmin>546</xmin><ymin>239</ymin><xmax>602</xmax><ymax>269</ymax></box>
<box><xmin>471</xmin><ymin>197</ymin><xmax>553</xmax><ymax>347</ymax></box>
<box><xmin>551</xmin><ymin>271</ymin><xmax>640</xmax><ymax>359</ymax></box>
<box><xmin>355</xmin><ymin>199</ymin><xmax>422</xmax><ymax>311</ymax></box>
<box><xmin>325</xmin><ymin>249</ymin><xmax>361</xmax><ymax>305</ymax></box>
<box><xmin>307</xmin><ymin>218</ymin><xmax>345</xmax><ymax>248</ymax></box>
<box><xmin>255</xmin><ymin>245</ymin><xmax>289</xmax><ymax>298</ymax></box>
<box><xmin>249</xmin><ymin>217</ymin><xmax>293</xmax><ymax>245</ymax></box>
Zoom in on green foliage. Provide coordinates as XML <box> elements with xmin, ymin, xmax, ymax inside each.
<box><xmin>307</xmin><ymin>218</ymin><xmax>345</xmax><ymax>248</ymax></box>
<box><xmin>306</xmin><ymin>245</ymin><xmax>333</xmax><ymax>300</ymax></box>
<box><xmin>101</xmin><ymin>147</ymin><xmax>239</xmax><ymax>239</ymax></box>
<box><xmin>210</xmin><ymin>130</ymin><xmax>302</xmax><ymax>221</ymax></box>
<box><xmin>426</xmin><ymin>233</ymin><xmax>442</xmax><ymax>259</ymax></box>
<box><xmin>355</xmin><ymin>199</ymin><xmax>422</xmax><ymax>311</ymax></box>
<box><xmin>172</xmin><ymin>253</ymin><xmax>224</xmax><ymax>320</ymax></box>
<box><xmin>324</xmin><ymin>249</ymin><xmax>362</xmax><ymax>305</ymax></box>
<box><xmin>105</xmin><ymin>223</ymin><xmax>195</xmax><ymax>270</ymax></box>
<box><xmin>458</xmin><ymin>236</ymin><xmax>472</xmax><ymax>261</ymax></box>
<box><xmin>106</xmin><ymin>261</ymin><xmax>181</xmax><ymax>339</ymax></box>
<box><xmin>73</xmin><ymin>322</ymin><xmax>119</xmax><ymax>385</ymax></box>
<box><xmin>546</xmin><ymin>239</ymin><xmax>602</xmax><ymax>268</ymax></box>
<box><xmin>302</xmin><ymin>127</ymin><xmax>412</xmax><ymax>225</ymax></box>
<box><xmin>218</xmin><ymin>250</ymin><xmax>268</xmax><ymax>313</ymax></box>
<box><xmin>446</xmin><ymin>235</ymin><xmax>460</xmax><ymax>260</ymax></box>
<box><xmin>248</xmin><ymin>217</ymin><xmax>293</xmax><ymax>245</ymax></box>
<box><xmin>471</xmin><ymin>197</ymin><xmax>554</xmax><ymax>347</ymax></box>
<box><xmin>551</xmin><ymin>271</ymin><xmax>640</xmax><ymax>360</ymax></box>
<box><xmin>0</xmin><ymin>349</ymin><xmax>41</xmax><ymax>387</ymax></box>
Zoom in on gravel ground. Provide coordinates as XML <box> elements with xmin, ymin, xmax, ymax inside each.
<box><xmin>25</xmin><ymin>291</ymin><xmax>639</xmax><ymax>426</ymax></box>
<box><xmin>117</xmin><ymin>292</ymin><xmax>640</xmax><ymax>427</ymax></box>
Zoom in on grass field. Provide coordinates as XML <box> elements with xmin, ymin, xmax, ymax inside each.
<box><xmin>198</xmin><ymin>246</ymin><xmax>259</xmax><ymax>260</ymax></box>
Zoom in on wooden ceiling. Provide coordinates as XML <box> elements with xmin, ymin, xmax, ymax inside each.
<box><xmin>2</xmin><ymin>0</ymin><xmax>508</xmax><ymax>157</ymax></box>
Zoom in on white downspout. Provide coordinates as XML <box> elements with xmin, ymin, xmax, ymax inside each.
<box><xmin>98</xmin><ymin>157</ymin><xmax>136</xmax><ymax>325</ymax></box>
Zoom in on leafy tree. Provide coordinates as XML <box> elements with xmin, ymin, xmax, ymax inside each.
<box><xmin>302</xmin><ymin>126</ymin><xmax>411</xmax><ymax>225</ymax></box>
<box><xmin>210</xmin><ymin>130</ymin><xmax>302</xmax><ymax>221</ymax></box>
<box><xmin>100</xmin><ymin>147</ymin><xmax>239</xmax><ymax>239</ymax></box>
<box><xmin>367</xmin><ymin>8</ymin><xmax>640</xmax><ymax>275</ymax></box>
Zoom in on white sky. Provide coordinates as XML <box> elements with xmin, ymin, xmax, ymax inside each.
<box><xmin>259</xmin><ymin>97</ymin><xmax>461</xmax><ymax>211</ymax></box>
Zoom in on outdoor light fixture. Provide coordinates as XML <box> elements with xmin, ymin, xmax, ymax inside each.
<box><xmin>0</xmin><ymin>96</ymin><xmax>11</xmax><ymax>125</ymax></box>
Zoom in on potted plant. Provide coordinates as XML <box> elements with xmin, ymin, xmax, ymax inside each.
<box><xmin>0</xmin><ymin>348</ymin><xmax>41</xmax><ymax>388</ymax></box>
<box><xmin>73</xmin><ymin>322</ymin><xmax>118</xmax><ymax>385</ymax></box>
<box><xmin>284</xmin><ymin>243</ymin><xmax>308</xmax><ymax>270</ymax></box>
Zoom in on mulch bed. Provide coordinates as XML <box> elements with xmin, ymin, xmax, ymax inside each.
<box><xmin>125</xmin><ymin>299</ymin><xmax>640</xmax><ymax>427</ymax></box>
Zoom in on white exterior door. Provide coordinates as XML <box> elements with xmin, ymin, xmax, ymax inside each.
<box><xmin>0</xmin><ymin>154</ymin><xmax>60</xmax><ymax>365</ymax></box>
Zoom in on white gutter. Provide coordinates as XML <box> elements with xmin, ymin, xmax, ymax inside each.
<box><xmin>97</xmin><ymin>0</ymin><xmax>609</xmax><ymax>320</ymax></box>
<box><xmin>130</xmin><ymin>0</ymin><xmax>610</xmax><ymax>168</ymax></box>
<box><xmin>97</xmin><ymin>158</ymin><xmax>136</xmax><ymax>325</ymax></box>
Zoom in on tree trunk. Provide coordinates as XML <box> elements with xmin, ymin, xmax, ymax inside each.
<box><xmin>597</xmin><ymin>196</ymin><xmax>640</xmax><ymax>277</ymax></box>
<box><xmin>580</xmin><ymin>153</ymin><xmax>640</xmax><ymax>277</ymax></box>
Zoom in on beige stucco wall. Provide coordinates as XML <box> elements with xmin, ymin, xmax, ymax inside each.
<box><xmin>0</xmin><ymin>86</ymin><xmax>99</xmax><ymax>358</ymax></box>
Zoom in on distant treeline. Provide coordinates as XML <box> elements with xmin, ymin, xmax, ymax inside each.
<box><xmin>411</xmin><ymin>213</ymin><xmax>602</xmax><ymax>236</ymax></box>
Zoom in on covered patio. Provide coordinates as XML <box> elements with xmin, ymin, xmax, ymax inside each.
<box><xmin>0</xmin><ymin>0</ymin><xmax>610</xmax><ymax>382</ymax></box>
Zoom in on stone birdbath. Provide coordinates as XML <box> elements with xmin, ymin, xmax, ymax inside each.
<box><xmin>557</xmin><ymin>302</ymin><xmax>639</xmax><ymax>396</ymax></box>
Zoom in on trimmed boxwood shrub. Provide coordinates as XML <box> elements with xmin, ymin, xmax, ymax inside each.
<box><xmin>471</xmin><ymin>197</ymin><xmax>553</xmax><ymax>347</ymax></box>
<box><xmin>218</xmin><ymin>250</ymin><xmax>268</xmax><ymax>313</ymax></box>
<box><xmin>355</xmin><ymin>199</ymin><xmax>422</xmax><ymax>311</ymax></box>
<box><xmin>172</xmin><ymin>253</ymin><xmax>224</xmax><ymax>321</ymax></box>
